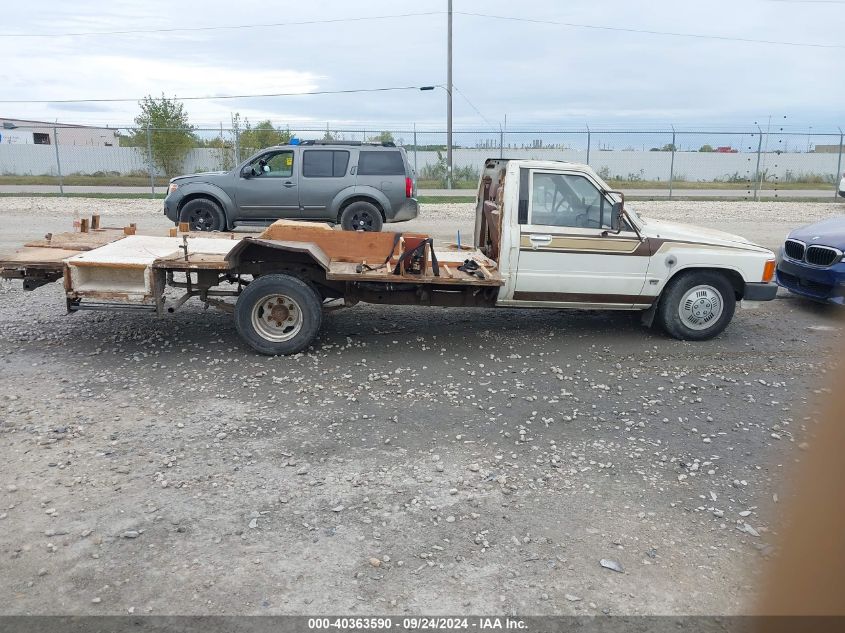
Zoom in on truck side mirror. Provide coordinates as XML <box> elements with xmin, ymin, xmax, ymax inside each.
<box><xmin>241</xmin><ymin>166</ymin><xmax>252</xmax><ymax>179</ymax></box>
<box><xmin>611</xmin><ymin>201</ymin><xmax>623</xmax><ymax>231</ymax></box>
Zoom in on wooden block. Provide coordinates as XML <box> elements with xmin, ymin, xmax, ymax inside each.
<box><xmin>442</xmin><ymin>265</ymin><xmax>454</xmax><ymax>278</ymax></box>
<box><xmin>91</xmin><ymin>214</ymin><xmax>101</xmax><ymax>230</ymax></box>
<box><xmin>80</xmin><ymin>218</ymin><xmax>89</xmax><ymax>233</ymax></box>
<box><xmin>169</xmin><ymin>227</ymin><xmax>178</xmax><ymax>237</ymax></box>
<box><xmin>123</xmin><ymin>225</ymin><xmax>136</xmax><ymax>236</ymax></box>
<box><xmin>178</xmin><ymin>222</ymin><xmax>190</xmax><ymax>233</ymax></box>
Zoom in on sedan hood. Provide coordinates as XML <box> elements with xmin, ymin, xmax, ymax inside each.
<box><xmin>788</xmin><ymin>216</ymin><xmax>845</xmax><ymax>249</ymax></box>
<box><xmin>640</xmin><ymin>218</ymin><xmax>766</xmax><ymax>251</ymax></box>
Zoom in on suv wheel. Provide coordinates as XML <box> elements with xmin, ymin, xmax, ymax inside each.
<box><xmin>339</xmin><ymin>201</ymin><xmax>383</xmax><ymax>232</ymax></box>
<box><xmin>657</xmin><ymin>271</ymin><xmax>737</xmax><ymax>341</ymax></box>
<box><xmin>180</xmin><ymin>198</ymin><xmax>225</xmax><ymax>232</ymax></box>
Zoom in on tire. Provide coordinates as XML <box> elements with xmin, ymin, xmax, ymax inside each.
<box><xmin>180</xmin><ymin>198</ymin><xmax>225</xmax><ymax>232</ymax></box>
<box><xmin>339</xmin><ymin>201</ymin><xmax>383</xmax><ymax>232</ymax></box>
<box><xmin>234</xmin><ymin>274</ymin><xmax>323</xmax><ymax>355</ymax></box>
<box><xmin>656</xmin><ymin>271</ymin><xmax>737</xmax><ymax>341</ymax></box>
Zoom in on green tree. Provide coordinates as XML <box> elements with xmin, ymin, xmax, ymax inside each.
<box><xmin>699</xmin><ymin>144</ymin><xmax>715</xmax><ymax>152</ymax></box>
<box><xmin>660</xmin><ymin>143</ymin><xmax>677</xmax><ymax>152</ymax></box>
<box><xmin>133</xmin><ymin>95</ymin><xmax>196</xmax><ymax>177</ymax></box>
<box><xmin>368</xmin><ymin>131</ymin><xmax>395</xmax><ymax>144</ymax></box>
<box><xmin>240</xmin><ymin>119</ymin><xmax>293</xmax><ymax>153</ymax></box>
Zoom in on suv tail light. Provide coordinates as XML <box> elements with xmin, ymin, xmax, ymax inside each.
<box><xmin>405</xmin><ymin>177</ymin><xmax>414</xmax><ymax>198</ymax></box>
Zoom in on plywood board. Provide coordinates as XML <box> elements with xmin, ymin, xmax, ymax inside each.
<box><xmin>24</xmin><ymin>230</ymin><xmax>126</xmax><ymax>251</ymax></box>
<box><xmin>0</xmin><ymin>247</ymin><xmax>82</xmax><ymax>267</ymax></box>
<box><xmin>67</xmin><ymin>235</ymin><xmax>242</xmax><ymax>268</ymax></box>
<box><xmin>259</xmin><ymin>221</ymin><xmax>424</xmax><ymax>263</ymax></box>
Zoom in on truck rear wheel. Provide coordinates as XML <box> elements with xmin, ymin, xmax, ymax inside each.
<box><xmin>234</xmin><ymin>274</ymin><xmax>322</xmax><ymax>355</ymax></box>
<box><xmin>656</xmin><ymin>271</ymin><xmax>736</xmax><ymax>341</ymax></box>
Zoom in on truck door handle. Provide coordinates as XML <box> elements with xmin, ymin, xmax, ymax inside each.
<box><xmin>529</xmin><ymin>234</ymin><xmax>552</xmax><ymax>245</ymax></box>
<box><xmin>283</xmin><ymin>182</ymin><xmax>295</xmax><ymax>188</ymax></box>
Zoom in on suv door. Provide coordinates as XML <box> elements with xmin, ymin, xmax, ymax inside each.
<box><xmin>298</xmin><ymin>149</ymin><xmax>352</xmax><ymax>219</ymax></box>
<box><xmin>511</xmin><ymin>168</ymin><xmax>650</xmax><ymax>307</ymax></box>
<box><xmin>234</xmin><ymin>149</ymin><xmax>299</xmax><ymax>220</ymax></box>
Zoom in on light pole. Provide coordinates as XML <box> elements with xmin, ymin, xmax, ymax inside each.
<box><xmin>446</xmin><ymin>0</ymin><xmax>453</xmax><ymax>190</ymax></box>
<box><xmin>419</xmin><ymin>84</ymin><xmax>453</xmax><ymax>188</ymax></box>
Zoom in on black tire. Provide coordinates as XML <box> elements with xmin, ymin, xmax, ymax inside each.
<box><xmin>339</xmin><ymin>201</ymin><xmax>383</xmax><ymax>232</ymax></box>
<box><xmin>234</xmin><ymin>274</ymin><xmax>323</xmax><ymax>355</ymax></box>
<box><xmin>180</xmin><ymin>198</ymin><xmax>226</xmax><ymax>232</ymax></box>
<box><xmin>656</xmin><ymin>271</ymin><xmax>737</xmax><ymax>341</ymax></box>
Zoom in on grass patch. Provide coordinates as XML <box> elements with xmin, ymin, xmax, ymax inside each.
<box><xmin>418</xmin><ymin>195</ymin><xmax>475</xmax><ymax>204</ymax></box>
<box><xmin>0</xmin><ymin>192</ymin><xmax>166</xmax><ymax>200</ymax></box>
<box><xmin>417</xmin><ymin>179</ymin><xmax>477</xmax><ymax>190</ymax></box>
<box><xmin>0</xmin><ymin>175</ymin><xmax>170</xmax><ymax>187</ymax></box>
<box><xmin>607</xmin><ymin>180</ymin><xmax>834</xmax><ymax>190</ymax></box>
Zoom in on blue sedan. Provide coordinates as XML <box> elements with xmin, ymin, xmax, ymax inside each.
<box><xmin>776</xmin><ymin>216</ymin><xmax>845</xmax><ymax>304</ymax></box>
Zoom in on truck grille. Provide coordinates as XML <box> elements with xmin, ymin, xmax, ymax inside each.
<box><xmin>805</xmin><ymin>245</ymin><xmax>840</xmax><ymax>267</ymax></box>
<box><xmin>783</xmin><ymin>239</ymin><xmax>805</xmax><ymax>261</ymax></box>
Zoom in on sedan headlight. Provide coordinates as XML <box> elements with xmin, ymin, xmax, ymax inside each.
<box><xmin>168</xmin><ymin>183</ymin><xmax>179</xmax><ymax>194</ymax></box>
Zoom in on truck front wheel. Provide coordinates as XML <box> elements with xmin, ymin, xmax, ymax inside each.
<box><xmin>234</xmin><ymin>274</ymin><xmax>322</xmax><ymax>355</ymax></box>
<box><xmin>656</xmin><ymin>271</ymin><xmax>736</xmax><ymax>341</ymax></box>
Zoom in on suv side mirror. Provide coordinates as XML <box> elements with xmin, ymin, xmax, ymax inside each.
<box><xmin>241</xmin><ymin>166</ymin><xmax>252</xmax><ymax>179</ymax></box>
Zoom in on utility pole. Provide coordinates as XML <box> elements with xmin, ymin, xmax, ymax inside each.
<box><xmin>446</xmin><ymin>0</ymin><xmax>453</xmax><ymax>190</ymax></box>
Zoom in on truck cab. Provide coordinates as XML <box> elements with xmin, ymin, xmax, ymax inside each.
<box><xmin>475</xmin><ymin>158</ymin><xmax>777</xmax><ymax>340</ymax></box>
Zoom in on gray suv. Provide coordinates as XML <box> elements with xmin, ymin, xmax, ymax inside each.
<box><xmin>163</xmin><ymin>141</ymin><xmax>418</xmax><ymax>232</ymax></box>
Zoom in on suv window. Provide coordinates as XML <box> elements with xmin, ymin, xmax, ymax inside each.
<box><xmin>357</xmin><ymin>151</ymin><xmax>405</xmax><ymax>176</ymax></box>
<box><xmin>247</xmin><ymin>150</ymin><xmax>294</xmax><ymax>178</ymax></box>
<box><xmin>529</xmin><ymin>172</ymin><xmax>609</xmax><ymax>229</ymax></box>
<box><xmin>303</xmin><ymin>150</ymin><xmax>350</xmax><ymax>178</ymax></box>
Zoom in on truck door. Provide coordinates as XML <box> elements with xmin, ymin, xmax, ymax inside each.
<box><xmin>298</xmin><ymin>149</ymin><xmax>351</xmax><ymax>219</ymax></box>
<box><xmin>234</xmin><ymin>149</ymin><xmax>299</xmax><ymax>220</ymax></box>
<box><xmin>509</xmin><ymin>168</ymin><xmax>650</xmax><ymax>307</ymax></box>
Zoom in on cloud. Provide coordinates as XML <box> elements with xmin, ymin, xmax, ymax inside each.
<box><xmin>1</xmin><ymin>0</ymin><xmax>843</xmax><ymax>130</ymax></box>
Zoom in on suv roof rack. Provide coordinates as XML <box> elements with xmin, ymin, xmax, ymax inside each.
<box><xmin>296</xmin><ymin>140</ymin><xmax>396</xmax><ymax>148</ymax></box>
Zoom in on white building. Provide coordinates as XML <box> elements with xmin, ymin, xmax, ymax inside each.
<box><xmin>0</xmin><ymin>118</ymin><xmax>120</xmax><ymax>146</ymax></box>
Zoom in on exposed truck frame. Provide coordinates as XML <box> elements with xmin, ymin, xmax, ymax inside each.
<box><xmin>0</xmin><ymin>159</ymin><xmax>778</xmax><ymax>355</ymax></box>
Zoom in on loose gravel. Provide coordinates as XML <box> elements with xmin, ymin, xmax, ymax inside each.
<box><xmin>0</xmin><ymin>197</ymin><xmax>843</xmax><ymax>616</ymax></box>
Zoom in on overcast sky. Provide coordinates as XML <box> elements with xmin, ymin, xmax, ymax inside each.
<box><xmin>1</xmin><ymin>0</ymin><xmax>843</xmax><ymax>132</ymax></box>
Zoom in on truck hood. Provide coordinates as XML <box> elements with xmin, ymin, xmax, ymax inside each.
<box><xmin>640</xmin><ymin>218</ymin><xmax>768</xmax><ymax>252</ymax></box>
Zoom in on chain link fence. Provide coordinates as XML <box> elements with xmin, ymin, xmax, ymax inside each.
<box><xmin>0</xmin><ymin>123</ymin><xmax>842</xmax><ymax>198</ymax></box>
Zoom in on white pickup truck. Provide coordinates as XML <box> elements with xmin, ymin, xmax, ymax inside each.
<box><xmin>0</xmin><ymin>158</ymin><xmax>777</xmax><ymax>355</ymax></box>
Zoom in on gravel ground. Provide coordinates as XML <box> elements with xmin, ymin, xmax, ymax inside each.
<box><xmin>1</xmin><ymin>197</ymin><xmax>844</xmax><ymax>616</ymax></box>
